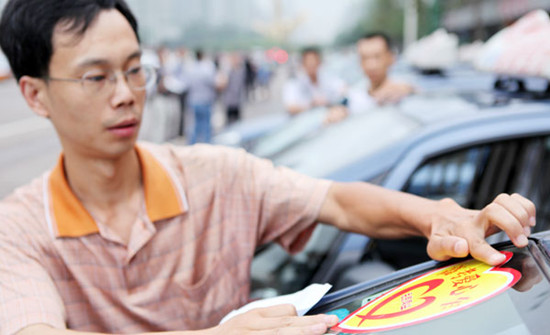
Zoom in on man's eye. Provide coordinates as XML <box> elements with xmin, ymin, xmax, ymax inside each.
<box><xmin>84</xmin><ymin>75</ymin><xmax>107</xmax><ymax>83</ymax></box>
<box><xmin>127</xmin><ymin>66</ymin><xmax>142</xmax><ymax>75</ymax></box>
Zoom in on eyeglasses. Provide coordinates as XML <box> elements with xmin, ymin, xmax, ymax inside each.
<box><xmin>45</xmin><ymin>64</ymin><xmax>158</xmax><ymax>95</ymax></box>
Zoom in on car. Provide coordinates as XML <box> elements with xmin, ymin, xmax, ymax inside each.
<box><xmin>250</xmin><ymin>85</ymin><xmax>550</xmax><ymax>299</ymax></box>
<box><xmin>250</xmin><ymin>10</ymin><xmax>550</xmax><ymax>298</ymax></box>
<box><xmin>307</xmin><ymin>229</ymin><xmax>550</xmax><ymax>334</ymax></box>
<box><xmin>237</xmin><ymin>63</ymin><xmax>497</xmax><ymax>161</ymax></box>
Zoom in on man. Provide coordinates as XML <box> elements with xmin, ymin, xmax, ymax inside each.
<box><xmin>0</xmin><ymin>1</ymin><xmax>535</xmax><ymax>334</ymax></box>
<box><xmin>283</xmin><ymin>47</ymin><xmax>347</xmax><ymax>123</ymax></box>
<box><xmin>220</xmin><ymin>53</ymin><xmax>246</xmax><ymax>125</ymax></box>
<box><xmin>186</xmin><ymin>49</ymin><xmax>217</xmax><ymax>144</ymax></box>
<box><xmin>348</xmin><ymin>32</ymin><xmax>415</xmax><ymax>114</ymax></box>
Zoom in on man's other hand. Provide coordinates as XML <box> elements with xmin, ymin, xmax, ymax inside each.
<box><xmin>212</xmin><ymin>304</ymin><xmax>339</xmax><ymax>335</ymax></box>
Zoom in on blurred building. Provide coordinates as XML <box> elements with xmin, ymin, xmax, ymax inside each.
<box><xmin>128</xmin><ymin>0</ymin><xmax>257</xmax><ymax>44</ymax></box>
<box><xmin>443</xmin><ymin>0</ymin><xmax>550</xmax><ymax>41</ymax></box>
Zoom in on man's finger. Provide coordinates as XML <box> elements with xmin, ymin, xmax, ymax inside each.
<box><xmin>256</xmin><ymin>304</ymin><xmax>297</xmax><ymax>318</ymax></box>
<box><xmin>480</xmin><ymin>203</ymin><xmax>528</xmax><ymax>247</ymax></box>
<box><xmin>510</xmin><ymin>193</ymin><xmax>537</xmax><ymax>226</ymax></box>
<box><xmin>255</xmin><ymin>323</ymin><xmax>329</xmax><ymax>335</ymax></box>
<box><xmin>253</xmin><ymin>314</ymin><xmax>338</xmax><ymax>331</ymax></box>
<box><xmin>468</xmin><ymin>237</ymin><xmax>506</xmax><ymax>266</ymax></box>
<box><xmin>427</xmin><ymin>235</ymin><xmax>468</xmax><ymax>261</ymax></box>
<box><xmin>493</xmin><ymin>194</ymin><xmax>530</xmax><ymax>230</ymax></box>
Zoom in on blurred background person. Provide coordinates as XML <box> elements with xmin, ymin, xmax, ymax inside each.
<box><xmin>282</xmin><ymin>46</ymin><xmax>346</xmax><ymax>115</ymax></box>
<box><xmin>187</xmin><ymin>50</ymin><xmax>217</xmax><ymax>144</ymax></box>
<box><xmin>157</xmin><ymin>46</ymin><xmax>189</xmax><ymax>137</ymax></box>
<box><xmin>348</xmin><ymin>32</ymin><xmax>415</xmax><ymax>114</ymax></box>
<box><xmin>244</xmin><ymin>55</ymin><xmax>257</xmax><ymax>101</ymax></box>
<box><xmin>220</xmin><ymin>53</ymin><xmax>247</xmax><ymax>125</ymax></box>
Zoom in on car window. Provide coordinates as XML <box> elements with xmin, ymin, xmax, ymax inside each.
<box><xmin>271</xmin><ymin>109</ymin><xmax>419</xmax><ymax>177</ymax></box>
<box><xmin>250</xmin><ymin>224</ymin><xmax>341</xmax><ymax>298</ymax></box>
<box><xmin>404</xmin><ymin>145</ymin><xmax>490</xmax><ymax>207</ymax></box>
<box><xmin>249</xmin><ymin>108</ymin><xmax>327</xmax><ymax>158</ymax></box>
<box><xmin>310</xmin><ymin>243</ymin><xmax>550</xmax><ymax>334</ymax></box>
<box><xmin>374</xmin><ymin>135</ymin><xmax>550</xmax><ymax>271</ymax></box>
<box><xmin>404</xmin><ymin>135</ymin><xmax>550</xmax><ymax>232</ymax></box>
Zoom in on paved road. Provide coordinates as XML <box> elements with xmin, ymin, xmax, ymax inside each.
<box><xmin>0</xmin><ymin>68</ymin><xmax>286</xmax><ymax>198</ymax></box>
<box><xmin>0</xmin><ymin>80</ymin><xmax>60</xmax><ymax>198</ymax></box>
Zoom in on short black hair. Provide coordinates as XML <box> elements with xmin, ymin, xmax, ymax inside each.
<box><xmin>0</xmin><ymin>0</ymin><xmax>139</xmax><ymax>81</ymax></box>
<box><xmin>361</xmin><ymin>32</ymin><xmax>393</xmax><ymax>51</ymax></box>
<box><xmin>195</xmin><ymin>50</ymin><xmax>204</xmax><ymax>61</ymax></box>
<box><xmin>301</xmin><ymin>46</ymin><xmax>321</xmax><ymax>58</ymax></box>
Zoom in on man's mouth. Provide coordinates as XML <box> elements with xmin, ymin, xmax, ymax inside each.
<box><xmin>107</xmin><ymin>119</ymin><xmax>139</xmax><ymax>137</ymax></box>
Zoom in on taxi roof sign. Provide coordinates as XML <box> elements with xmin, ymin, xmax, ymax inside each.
<box><xmin>475</xmin><ymin>10</ymin><xmax>550</xmax><ymax>79</ymax></box>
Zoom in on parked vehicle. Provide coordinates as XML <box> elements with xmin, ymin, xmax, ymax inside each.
<box><xmin>251</xmin><ymin>86</ymin><xmax>550</xmax><ymax>298</ymax></box>
<box><xmin>308</xmin><ymin>229</ymin><xmax>550</xmax><ymax>334</ymax></box>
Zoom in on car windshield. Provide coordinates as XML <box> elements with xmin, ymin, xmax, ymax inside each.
<box><xmin>310</xmin><ymin>241</ymin><xmax>550</xmax><ymax>334</ymax></box>
<box><xmin>271</xmin><ymin>92</ymin><xmax>479</xmax><ymax>178</ymax></box>
<box><xmin>249</xmin><ymin>107</ymin><xmax>328</xmax><ymax>158</ymax></box>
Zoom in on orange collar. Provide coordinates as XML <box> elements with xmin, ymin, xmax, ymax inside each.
<box><xmin>45</xmin><ymin>145</ymin><xmax>188</xmax><ymax>238</ymax></box>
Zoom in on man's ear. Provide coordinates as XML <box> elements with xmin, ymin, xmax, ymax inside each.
<box><xmin>19</xmin><ymin>76</ymin><xmax>51</xmax><ymax>118</ymax></box>
<box><xmin>388</xmin><ymin>52</ymin><xmax>396</xmax><ymax>66</ymax></box>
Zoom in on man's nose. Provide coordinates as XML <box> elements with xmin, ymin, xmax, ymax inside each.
<box><xmin>110</xmin><ymin>72</ymin><xmax>135</xmax><ymax>107</ymax></box>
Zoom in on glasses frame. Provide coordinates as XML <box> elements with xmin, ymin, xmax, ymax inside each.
<box><xmin>44</xmin><ymin>64</ymin><xmax>158</xmax><ymax>94</ymax></box>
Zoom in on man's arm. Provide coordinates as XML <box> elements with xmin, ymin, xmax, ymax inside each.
<box><xmin>371</xmin><ymin>80</ymin><xmax>414</xmax><ymax>104</ymax></box>
<box><xmin>18</xmin><ymin>306</ymin><xmax>339</xmax><ymax>335</ymax></box>
<box><xmin>318</xmin><ymin>182</ymin><xmax>536</xmax><ymax>266</ymax></box>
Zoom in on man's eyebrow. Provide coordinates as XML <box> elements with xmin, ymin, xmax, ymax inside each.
<box><xmin>76</xmin><ymin>50</ymin><xmax>143</xmax><ymax>68</ymax></box>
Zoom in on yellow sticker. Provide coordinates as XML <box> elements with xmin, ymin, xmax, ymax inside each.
<box><xmin>333</xmin><ymin>251</ymin><xmax>521</xmax><ymax>333</ymax></box>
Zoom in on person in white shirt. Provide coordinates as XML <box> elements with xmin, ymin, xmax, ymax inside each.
<box><xmin>283</xmin><ymin>47</ymin><xmax>348</xmax><ymax>123</ymax></box>
<box><xmin>348</xmin><ymin>32</ymin><xmax>414</xmax><ymax>114</ymax></box>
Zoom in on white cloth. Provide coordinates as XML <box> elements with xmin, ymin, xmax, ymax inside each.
<box><xmin>283</xmin><ymin>71</ymin><xmax>345</xmax><ymax>110</ymax></box>
<box><xmin>347</xmin><ymin>80</ymin><xmax>377</xmax><ymax>115</ymax></box>
<box><xmin>219</xmin><ymin>283</ymin><xmax>332</xmax><ymax>324</ymax></box>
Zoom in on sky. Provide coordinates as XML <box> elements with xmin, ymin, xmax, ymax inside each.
<box><xmin>259</xmin><ymin>0</ymin><xmax>363</xmax><ymax>44</ymax></box>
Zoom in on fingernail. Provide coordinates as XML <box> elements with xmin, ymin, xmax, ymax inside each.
<box><xmin>517</xmin><ymin>234</ymin><xmax>528</xmax><ymax>246</ymax></box>
<box><xmin>524</xmin><ymin>226</ymin><xmax>531</xmax><ymax>237</ymax></box>
<box><xmin>324</xmin><ymin>315</ymin><xmax>339</xmax><ymax>325</ymax></box>
<box><xmin>489</xmin><ymin>253</ymin><xmax>506</xmax><ymax>265</ymax></box>
<box><xmin>530</xmin><ymin>217</ymin><xmax>536</xmax><ymax>227</ymax></box>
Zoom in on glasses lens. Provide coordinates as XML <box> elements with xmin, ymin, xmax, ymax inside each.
<box><xmin>82</xmin><ymin>71</ymin><xmax>108</xmax><ymax>93</ymax></box>
<box><xmin>127</xmin><ymin>65</ymin><xmax>156</xmax><ymax>90</ymax></box>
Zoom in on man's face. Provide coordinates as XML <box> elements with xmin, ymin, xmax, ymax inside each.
<box><xmin>302</xmin><ymin>52</ymin><xmax>321</xmax><ymax>78</ymax></box>
<box><xmin>357</xmin><ymin>37</ymin><xmax>394</xmax><ymax>87</ymax></box>
<box><xmin>42</xmin><ymin>9</ymin><xmax>145</xmax><ymax>159</ymax></box>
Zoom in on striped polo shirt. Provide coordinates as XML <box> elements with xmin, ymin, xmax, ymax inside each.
<box><xmin>0</xmin><ymin>142</ymin><xmax>331</xmax><ymax>334</ymax></box>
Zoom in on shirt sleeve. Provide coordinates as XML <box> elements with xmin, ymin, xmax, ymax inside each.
<box><xmin>282</xmin><ymin>80</ymin><xmax>308</xmax><ymax>110</ymax></box>
<box><xmin>227</xmin><ymin>148</ymin><xmax>332</xmax><ymax>254</ymax></box>
<box><xmin>0</xmin><ymin>208</ymin><xmax>66</xmax><ymax>335</ymax></box>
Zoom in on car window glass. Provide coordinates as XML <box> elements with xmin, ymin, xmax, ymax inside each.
<box><xmin>519</xmin><ymin>136</ymin><xmax>550</xmax><ymax>232</ymax></box>
<box><xmin>311</xmin><ymin>243</ymin><xmax>550</xmax><ymax>334</ymax></box>
<box><xmin>271</xmin><ymin>109</ymin><xmax>419</xmax><ymax>177</ymax></box>
<box><xmin>250</xmin><ymin>224</ymin><xmax>341</xmax><ymax>298</ymax></box>
<box><xmin>404</xmin><ymin>146</ymin><xmax>490</xmax><ymax>207</ymax></box>
<box><xmin>250</xmin><ymin>108</ymin><xmax>327</xmax><ymax>158</ymax></box>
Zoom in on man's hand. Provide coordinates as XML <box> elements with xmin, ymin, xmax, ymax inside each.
<box><xmin>427</xmin><ymin>194</ymin><xmax>536</xmax><ymax>266</ymax></box>
<box><xmin>323</xmin><ymin>105</ymin><xmax>348</xmax><ymax>125</ymax></box>
<box><xmin>311</xmin><ymin>96</ymin><xmax>329</xmax><ymax>108</ymax></box>
<box><xmin>212</xmin><ymin>304</ymin><xmax>339</xmax><ymax>335</ymax></box>
<box><xmin>371</xmin><ymin>81</ymin><xmax>414</xmax><ymax>105</ymax></box>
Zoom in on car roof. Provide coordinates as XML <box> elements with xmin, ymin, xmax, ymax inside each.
<box><xmin>330</xmin><ymin>104</ymin><xmax>550</xmax><ymax>184</ymax></box>
<box><xmin>270</xmin><ymin>90</ymin><xmax>550</xmax><ymax>181</ymax></box>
